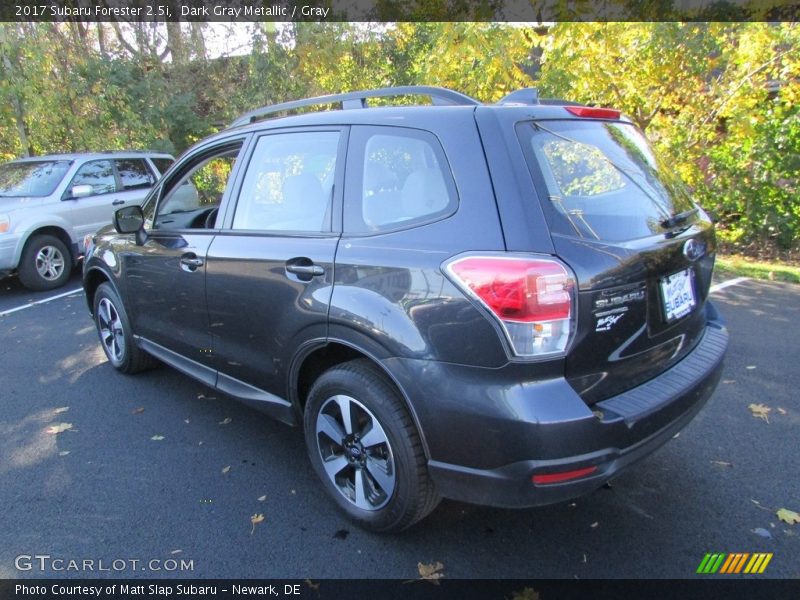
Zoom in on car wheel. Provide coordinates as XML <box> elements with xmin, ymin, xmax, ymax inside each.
<box><xmin>18</xmin><ymin>234</ymin><xmax>72</xmax><ymax>291</ymax></box>
<box><xmin>93</xmin><ymin>282</ymin><xmax>156</xmax><ymax>374</ymax></box>
<box><xmin>304</xmin><ymin>359</ymin><xmax>440</xmax><ymax>532</ymax></box>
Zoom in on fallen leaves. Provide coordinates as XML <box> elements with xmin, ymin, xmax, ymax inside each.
<box><xmin>150</xmin><ymin>435</ymin><xmax>165</xmax><ymax>441</ymax></box>
<box><xmin>221</xmin><ymin>466</ymin><xmax>231</xmax><ymax>475</ymax></box>
<box><xmin>250</xmin><ymin>513</ymin><xmax>265</xmax><ymax>534</ymax></box>
<box><xmin>417</xmin><ymin>561</ymin><xmax>445</xmax><ymax>584</ymax></box>
<box><xmin>58</xmin><ymin>450</ymin><xmax>70</xmax><ymax>457</ymax></box>
<box><xmin>46</xmin><ymin>423</ymin><xmax>73</xmax><ymax>435</ymax></box>
<box><xmin>53</xmin><ymin>407</ymin><xmax>70</xmax><ymax>414</ymax></box>
<box><xmin>257</xmin><ymin>495</ymin><xmax>267</xmax><ymax>502</ymax></box>
<box><xmin>710</xmin><ymin>460</ymin><xmax>733</xmax><ymax>467</ymax></box>
<box><xmin>748</xmin><ymin>403</ymin><xmax>771</xmax><ymax>423</ymax></box>
<box><xmin>752</xmin><ymin>527</ymin><xmax>772</xmax><ymax>539</ymax></box>
<box><xmin>132</xmin><ymin>407</ymin><xmax>145</xmax><ymax>415</ymax></box>
<box><xmin>777</xmin><ymin>508</ymin><xmax>800</xmax><ymax>525</ymax></box>
<box><xmin>219</xmin><ymin>417</ymin><xmax>232</xmax><ymax>426</ymax></box>
<box><xmin>510</xmin><ymin>588</ymin><xmax>540</xmax><ymax>600</ymax></box>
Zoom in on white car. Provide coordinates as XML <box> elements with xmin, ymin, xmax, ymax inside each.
<box><xmin>0</xmin><ymin>151</ymin><xmax>173</xmax><ymax>290</ymax></box>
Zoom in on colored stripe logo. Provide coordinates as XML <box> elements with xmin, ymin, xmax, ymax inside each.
<box><xmin>696</xmin><ymin>552</ymin><xmax>772</xmax><ymax>574</ymax></box>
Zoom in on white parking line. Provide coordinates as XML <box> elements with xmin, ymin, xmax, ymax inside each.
<box><xmin>0</xmin><ymin>287</ymin><xmax>83</xmax><ymax>318</ymax></box>
<box><xmin>709</xmin><ymin>276</ymin><xmax>750</xmax><ymax>294</ymax></box>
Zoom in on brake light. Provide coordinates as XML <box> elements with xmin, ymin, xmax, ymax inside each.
<box><xmin>445</xmin><ymin>255</ymin><xmax>576</xmax><ymax>358</ymax></box>
<box><xmin>565</xmin><ymin>106</ymin><xmax>621</xmax><ymax>120</ymax></box>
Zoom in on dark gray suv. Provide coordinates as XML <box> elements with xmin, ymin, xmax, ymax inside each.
<box><xmin>83</xmin><ymin>86</ymin><xmax>728</xmax><ymax>532</ymax></box>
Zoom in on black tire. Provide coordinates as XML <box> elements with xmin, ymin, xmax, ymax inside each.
<box><xmin>303</xmin><ymin>359</ymin><xmax>440</xmax><ymax>532</ymax></box>
<box><xmin>18</xmin><ymin>234</ymin><xmax>72</xmax><ymax>291</ymax></box>
<box><xmin>93</xmin><ymin>282</ymin><xmax>156</xmax><ymax>374</ymax></box>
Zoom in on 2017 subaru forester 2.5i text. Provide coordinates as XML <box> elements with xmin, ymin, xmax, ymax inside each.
<box><xmin>83</xmin><ymin>86</ymin><xmax>728</xmax><ymax>532</ymax></box>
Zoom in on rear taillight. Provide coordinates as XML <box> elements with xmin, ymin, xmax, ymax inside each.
<box><xmin>565</xmin><ymin>106</ymin><xmax>621</xmax><ymax>120</ymax></box>
<box><xmin>445</xmin><ymin>255</ymin><xmax>576</xmax><ymax>358</ymax></box>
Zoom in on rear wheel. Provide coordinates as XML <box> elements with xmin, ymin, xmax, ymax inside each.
<box><xmin>18</xmin><ymin>234</ymin><xmax>72</xmax><ymax>291</ymax></box>
<box><xmin>93</xmin><ymin>282</ymin><xmax>156</xmax><ymax>374</ymax></box>
<box><xmin>303</xmin><ymin>359</ymin><xmax>439</xmax><ymax>532</ymax></box>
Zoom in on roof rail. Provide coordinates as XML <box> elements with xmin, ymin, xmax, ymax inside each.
<box><xmin>229</xmin><ymin>86</ymin><xmax>481</xmax><ymax>128</ymax></box>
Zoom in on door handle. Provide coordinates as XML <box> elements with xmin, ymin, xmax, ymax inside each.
<box><xmin>286</xmin><ymin>264</ymin><xmax>324</xmax><ymax>277</ymax></box>
<box><xmin>180</xmin><ymin>254</ymin><xmax>204</xmax><ymax>272</ymax></box>
<box><xmin>112</xmin><ymin>199</ymin><xmax>125</xmax><ymax>206</ymax></box>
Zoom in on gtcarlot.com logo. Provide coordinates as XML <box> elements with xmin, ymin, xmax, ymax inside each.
<box><xmin>696</xmin><ymin>552</ymin><xmax>773</xmax><ymax>574</ymax></box>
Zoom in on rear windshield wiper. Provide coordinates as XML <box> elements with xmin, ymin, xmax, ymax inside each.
<box><xmin>660</xmin><ymin>207</ymin><xmax>699</xmax><ymax>230</ymax></box>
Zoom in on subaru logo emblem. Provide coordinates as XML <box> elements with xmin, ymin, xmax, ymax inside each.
<box><xmin>683</xmin><ymin>239</ymin><xmax>705</xmax><ymax>262</ymax></box>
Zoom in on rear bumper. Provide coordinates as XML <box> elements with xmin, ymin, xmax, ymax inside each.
<box><xmin>387</xmin><ymin>303</ymin><xmax>728</xmax><ymax>508</ymax></box>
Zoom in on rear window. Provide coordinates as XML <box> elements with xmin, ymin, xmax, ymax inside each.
<box><xmin>518</xmin><ymin>120</ymin><xmax>697</xmax><ymax>242</ymax></box>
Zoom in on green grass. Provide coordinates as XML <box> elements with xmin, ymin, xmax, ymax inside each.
<box><xmin>716</xmin><ymin>255</ymin><xmax>800</xmax><ymax>284</ymax></box>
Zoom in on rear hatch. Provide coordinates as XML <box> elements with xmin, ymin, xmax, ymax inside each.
<box><xmin>516</xmin><ymin>114</ymin><xmax>716</xmax><ymax>404</ymax></box>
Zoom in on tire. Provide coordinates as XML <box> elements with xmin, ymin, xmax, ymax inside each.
<box><xmin>18</xmin><ymin>234</ymin><xmax>72</xmax><ymax>291</ymax></box>
<box><xmin>93</xmin><ymin>282</ymin><xmax>156</xmax><ymax>374</ymax></box>
<box><xmin>303</xmin><ymin>359</ymin><xmax>440</xmax><ymax>532</ymax></box>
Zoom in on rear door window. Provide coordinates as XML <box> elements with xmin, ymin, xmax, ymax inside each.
<box><xmin>518</xmin><ymin>120</ymin><xmax>697</xmax><ymax>241</ymax></box>
<box><xmin>115</xmin><ymin>159</ymin><xmax>156</xmax><ymax>190</ymax></box>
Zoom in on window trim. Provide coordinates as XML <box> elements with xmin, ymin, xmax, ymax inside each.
<box><xmin>343</xmin><ymin>124</ymin><xmax>459</xmax><ymax>237</ymax></box>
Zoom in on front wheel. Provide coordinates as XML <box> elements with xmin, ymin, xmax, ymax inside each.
<box><xmin>18</xmin><ymin>234</ymin><xmax>72</xmax><ymax>291</ymax></box>
<box><xmin>303</xmin><ymin>359</ymin><xmax>439</xmax><ymax>532</ymax></box>
<box><xmin>93</xmin><ymin>282</ymin><xmax>156</xmax><ymax>374</ymax></box>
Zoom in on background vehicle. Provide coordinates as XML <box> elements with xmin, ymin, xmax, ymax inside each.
<box><xmin>83</xmin><ymin>87</ymin><xmax>727</xmax><ymax>532</ymax></box>
<box><xmin>0</xmin><ymin>151</ymin><xmax>173</xmax><ymax>290</ymax></box>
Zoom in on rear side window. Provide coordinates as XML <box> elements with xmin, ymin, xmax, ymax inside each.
<box><xmin>115</xmin><ymin>159</ymin><xmax>155</xmax><ymax>190</ymax></box>
<box><xmin>345</xmin><ymin>126</ymin><xmax>458</xmax><ymax>234</ymax></box>
<box><xmin>518</xmin><ymin>120</ymin><xmax>697</xmax><ymax>242</ymax></box>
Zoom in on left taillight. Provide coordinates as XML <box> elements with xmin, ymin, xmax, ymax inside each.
<box><xmin>444</xmin><ymin>254</ymin><xmax>576</xmax><ymax>359</ymax></box>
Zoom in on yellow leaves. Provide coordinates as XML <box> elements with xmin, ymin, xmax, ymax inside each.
<box><xmin>777</xmin><ymin>508</ymin><xmax>800</xmax><ymax>525</ymax></box>
<box><xmin>46</xmin><ymin>423</ymin><xmax>73</xmax><ymax>434</ymax></box>
<box><xmin>748</xmin><ymin>403</ymin><xmax>771</xmax><ymax>423</ymax></box>
<box><xmin>250</xmin><ymin>513</ymin><xmax>265</xmax><ymax>534</ymax></box>
<box><xmin>511</xmin><ymin>589</ymin><xmax>541</xmax><ymax>600</ymax></box>
<box><xmin>417</xmin><ymin>561</ymin><xmax>445</xmax><ymax>584</ymax></box>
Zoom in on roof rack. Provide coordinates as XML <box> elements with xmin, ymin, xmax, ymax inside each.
<box><xmin>229</xmin><ymin>86</ymin><xmax>481</xmax><ymax>128</ymax></box>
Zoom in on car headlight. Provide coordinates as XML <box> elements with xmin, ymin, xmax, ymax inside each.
<box><xmin>0</xmin><ymin>214</ymin><xmax>9</xmax><ymax>233</ymax></box>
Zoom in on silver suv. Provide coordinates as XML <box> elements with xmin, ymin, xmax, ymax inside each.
<box><xmin>0</xmin><ymin>152</ymin><xmax>173</xmax><ymax>290</ymax></box>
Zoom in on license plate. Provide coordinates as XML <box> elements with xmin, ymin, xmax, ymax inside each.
<box><xmin>660</xmin><ymin>268</ymin><xmax>696</xmax><ymax>322</ymax></box>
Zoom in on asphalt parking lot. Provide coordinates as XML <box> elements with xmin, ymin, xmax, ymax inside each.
<box><xmin>0</xmin><ymin>271</ymin><xmax>798</xmax><ymax>580</ymax></box>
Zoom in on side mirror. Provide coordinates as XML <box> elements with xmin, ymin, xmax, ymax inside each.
<box><xmin>66</xmin><ymin>184</ymin><xmax>93</xmax><ymax>200</ymax></box>
<box><xmin>114</xmin><ymin>205</ymin><xmax>148</xmax><ymax>245</ymax></box>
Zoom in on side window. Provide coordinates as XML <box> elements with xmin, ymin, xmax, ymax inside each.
<box><xmin>232</xmin><ymin>131</ymin><xmax>339</xmax><ymax>233</ymax></box>
<box><xmin>70</xmin><ymin>160</ymin><xmax>117</xmax><ymax>196</ymax></box>
<box><xmin>347</xmin><ymin>127</ymin><xmax>457</xmax><ymax>233</ymax></box>
<box><xmin>115</xmin><ymin>159</ymin><xmax>156</xmax><ymax>191</ymax></box>
<box><xmin>152</xmin><ymin>144</ymin><xmax>242</xmax><ymax>230</ymax></box>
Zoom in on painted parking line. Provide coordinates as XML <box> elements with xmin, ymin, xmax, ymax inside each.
<box><xmin>0</xmin><ymin>287</ymin><xmax>83</xmax><ymax>318</ymax></box>
<box><xmin>709</xmin><ymin>276</ymin><xmax>750</xmax><ymax>295</ymax></box>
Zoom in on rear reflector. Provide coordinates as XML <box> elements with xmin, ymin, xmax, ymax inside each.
<box><xmin>532</xmin><ymin>466</ymin><xmax>598</xmax><ymax>485</ymax></box>
<box><xmin>444</xmin><ymin>255</ymin><xmax>576</xmax><ymax>358</ymax></box>
<box><xmin>565</xmin><ymin>106</ymin><xmax>621</xmax><ymax>120</ymax></box>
